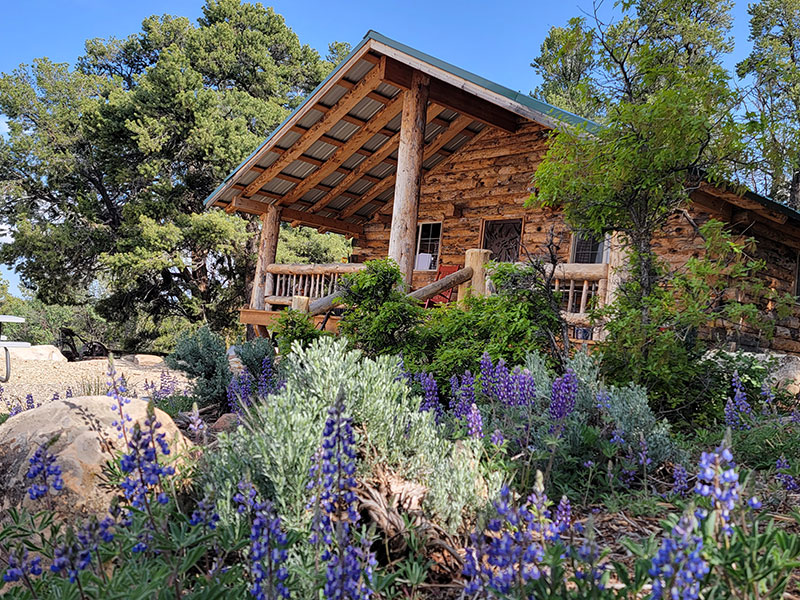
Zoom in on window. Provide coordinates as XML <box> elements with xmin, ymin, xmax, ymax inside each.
<box><xmin>795</xmin><ymin>252</ymin><xmax>800</xmax><ymax>298</ymax></box>
<box><xmin>414</xmin><ymin>222</ymin><xmax>442</xmax><ymax>270</ymax></box>
<box><xmin>571</xmin><ymin>231</ymin><xmax>606</xmax><ymax>264</ymax></box>
<box><xmin>482</xmin><ymin>219</ymin><xmax>523</xmax><ymax>263</ymax></box>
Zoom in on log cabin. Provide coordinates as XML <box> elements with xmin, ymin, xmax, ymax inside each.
<box><xmin>205</xmin><ymin>31</ymin><xmax>800</xmax><ymax>353</ymax></box>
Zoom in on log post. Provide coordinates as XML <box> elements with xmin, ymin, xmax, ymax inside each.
<box><xmin>595</xmin><ymin>232</ymin><xmax>627</xmax><ymax>341</ymax></box>
<box><xmin>291</xmin><ymin>295</ymin><xmax>310</xmax><ymax>313</ymax></box>
<box><xmin>251</xmin><ymin>204</ymin><xmax>282</xmax><ymax>312</ymax></box>
<box><xmin>458</xmin><ymin>249</ymin><xmax>492</xmax><ymax>301</ymax></box>
<box><xmin>388</xmin><ymin>69</ymin><xmax>430</xmax><ymax>289</ymax></box>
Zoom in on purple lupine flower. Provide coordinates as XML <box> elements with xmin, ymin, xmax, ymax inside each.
<box><xmin>776</xmin><ymin>456</ymin><xmax>799</xmax><ymax>492</ymax></box>
<box><xmin>466</xmin><ymin>403</ymin><xmax>483</xmax><ymax>439</ymax></box>
<box><xmin>228</xmin><ymin>370</ymin><xmax>254</xmax><ymax>413</ymax></box>
<box><xmin>416</xmin><ymin>372</ymin><xmax>442</xmax><ymax>421</ymax></box>
<box><xmin>748</xmin><ymin>497</ymin><xmax>762</xmax><ymax>510</ymax></box>
<box><xmin>108</xmin><ymin>362</ymin><xmax>133</xmax><ymax>442</ymax></box>
<box><xmin>791</xmin><ymin>410</ymin><xmax>800</xmax><ymax>425</ymax></box>
<box><xmin>118</xmin><ymin>410</ymin><xmax>175</xmax><ymax>515</ymax></box>
<box><xmin>493</xmin><ymin>359</ymin><xmax>513</xmax><ymax>405</ymax></box>
<box><xmin>308</xmin><ymin>391</ymin><xmax>374</xmax><ymax>600</ymax></box>
<box><xmin>514</xmin><ymin>368</ymin><xmax>537</xmax><ymax>406</ymax></box>
<box><xmin>50</xmin><ymin>392</ymin><xmax>60</xmax><ymax>403</ymax></box>
<box><xmin>553</xmin><ymin>495</ymin><xmax>571</xmax><ymax>534</ymax></box>
<box><xmin>595</xmin><ymin>390</ymin><xmax>611</xmax><ymax>411</ymax></box>
<box><xmin>610</xmin><ymin>429</ymin><xmax>625</xmax><ymax>445</ymax></box>
<box><xmin>25</xmin><ymin>394</ymin><xmax>36</xmax><ymax>410</ymax></box>
<box><xmin>50</xmin><ymin>539</ymin><xmax>90</xmax><ymax>583</ymax></box>
<box><xmin>490</xmin><ymin>428</ymin><xmax>505</xmax><ymax>447</ymax></box>
<box><xmin>672</xmin><ymin>464</ymin><xmax>689</xmax><ymax>497</ymax></box>
<box><xmin>464</xmin><ymin>475</ymin><xmax>561</xmax><ymax>596</ymax></box>
<box><xmin>648</xmin><ymin>510</ymin><xmax>708</xmax><ymax>600</ymax></box>
<box><xmin>65</xmin><ymin>387</ymin><xmax>73</xmax><ymax>399</ymax></box>
<box><xmin>188</xmin><ymin>402</ymin><xmax>205</xmax><ymax>442</ymax></box>
<box><xmin>234</xmin><ymin>481</ymin><xmax>288</xmax><ymax>599</ymax></box>
<box><xmin>257</xmin><ymin>356</ymin><xmax>282</xmax><ymax>398</ymax></box>
<box><xmin>2</xmin><ymin>547</ymin><xmax>42</xmax><ymax>583</ymax></box>
<box><xmin>694</xmin><ymin>445</ymin><xmax>740</xmax><ymax>536</ymax></box>
<box><xmin>396</xmin><ymin>356</ymin><xmax>413</xmax><ymax>384</ymax></box>
<box><xmin>638</xmin><ymin>438</ymin><xmax>652</xmax><ymax>467</ymax></box>
<box><xmin>725</xmin><ymin>372</ymin><xmax>752</xmax><ymax>430</ymax></box>
<box><xmin>190</xmin><ymin>496</ymin><xmax>221</xmax><ymax>530</ymax></box>
<box><xmin>549</xmin><ymin>369</ymin><xmax>578</xmax><ymax>434</ymax></box>
<box><xmin>450</xmin><ymin>371</ymin><xmax>475</xmax><ymax>420</ymax></box>
<box><xmin>26</xmin><ymin>441</ymin><xmax>64</xmax><ymax>500</ymax></box>
<box><xmin>479</xmin><ymin>352</ymin><xmax>496</xmax><ymax>399</ymax></box>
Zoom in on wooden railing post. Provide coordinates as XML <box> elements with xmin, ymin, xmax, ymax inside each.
<box><xmin>458</xmin><ymin>249</ymin><xmax>491</xmax><ymax>301</ymax></box>
<box><xmin>291</xmin><ymin>295</ymin><xmax>310</xmax><ymax>313</ymax></box>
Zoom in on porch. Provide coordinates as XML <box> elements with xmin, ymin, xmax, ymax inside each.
<box><xmin>241</xmin><ymin>248</ymin><xmax>616</xmax><ymax>344</ymax></box>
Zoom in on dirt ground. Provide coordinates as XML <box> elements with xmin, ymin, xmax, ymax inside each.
<box><xmin>0</xmin><ymin>356</ymin><xmax>191</xmax><ymax>412</ymax></box>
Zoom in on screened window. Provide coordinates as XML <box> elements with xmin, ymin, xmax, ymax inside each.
<box><xmin>415</xmin><ymin>222</ymin><xmax>442</xmax><ymax>270</ymax></box>
<box><xmin>571</xmin><ymin>232</ymin><xmax>606</xmax><ymax>264</ymax></box>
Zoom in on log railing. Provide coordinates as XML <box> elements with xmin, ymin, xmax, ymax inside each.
<box><xmin>263</xmin><ymin>263</ymin><xmax>366</xmax><ymax>308</ymax></box>
<box><xmin>548</xmin><ymin>263</ymin><xmax>610</xmax><ymax>341</ymax></box>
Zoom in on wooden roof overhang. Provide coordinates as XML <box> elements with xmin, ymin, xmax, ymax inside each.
<box><xmin>204</xmin><ymin>31</ymin><xmax>594</xmax><ymax>237</ymax></box>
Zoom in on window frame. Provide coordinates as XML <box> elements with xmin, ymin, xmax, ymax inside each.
<box><xmin>794</xmin><ymin>251</ymin><xmax>800</xmax><ymax>299</ymax></box>
<box><xmin>414</xmin><ymin>221</ymin><xmax>443</xmax><ymax>272</ymax></box>
<box><xmin>570</xmin><ymin>231</ymin><xmax>609</xmax><ymax>264</ymax></box>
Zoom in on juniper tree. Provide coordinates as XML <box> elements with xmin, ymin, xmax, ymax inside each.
<box><xmin>0</xmin><ymin>0</ymin><xmax>345</xmax><ymax>338</ymax></box>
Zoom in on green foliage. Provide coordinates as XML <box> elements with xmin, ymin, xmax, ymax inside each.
<box><xmin>271</xmin><ymin>309</ymin><xmax>328</xmax><ymax>357</ymax></box>
<box><xmin>531</xmin><ymin>17</ymin><xmax>602</xmax><ymax>119</ymax></box>
<box><xmin>275</xmin><ymin>224</ymin><xmax>351</xmax><ymax>264</ymax></box>
<box><xmin>0</xmin><ymin>1</ymin><xmax>346</xmax><ymax>343</ymax></box>
<box><xmin>737</xmin><ymin>0</ymin><xmax>800</xmax><ymax>207</ymax></box>
<box><xmin>338</xmin><ymin>259</ymin><xmax>426</xmax><ymax>357</ymax></box>
<box><xmin>336</xmin><ymin>260</ymin><xmax>564</xmax><ymax>382</ymax></box>
<box><xmin>202</xmin><ymin>337</ymin><xmax>496</xmax><ymax>531</ymax></box>
<box><xmin>596</xmin><ymin>221</ymin><xmax>792</xmax><ymax>422</ymax></box>
<box><xmin>233</xmin><ymin>335</ymin><xmax>275</xmax><ymax>378</ymax></box>
<box><xmin>532</xmin><ymin>0</ymin><xmax>742</xmax><ymax>299</ymax></box>
<box><xmin>165</xmin><ymin>325</ymin><xmax>230</xmax><ymax>410</ymax></box>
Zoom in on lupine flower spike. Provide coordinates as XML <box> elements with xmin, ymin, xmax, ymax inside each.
<box><xmin>235</xmin><ymin>481</ymin><xmax>289</xmax><ymax>599</ymax></box>
<box><xmin>26</xmin><ymin>438</ymin><xmax>64</xmax><ymax>501</ymax></box>
<box><xmin>308</xmin><ymin>388</ymin><xmax>374</xmax><ymax>600</ymax></box>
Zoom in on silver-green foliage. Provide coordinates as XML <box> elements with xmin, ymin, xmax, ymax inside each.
<box><xmin>203</xmin><ymin>337</ymin><xmax>490</xmax><ymax>531</ymax></box>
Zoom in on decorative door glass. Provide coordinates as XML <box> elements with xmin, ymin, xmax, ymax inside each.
<box><xmin>482</xmin><ymin>219</ymin><xmax>522</xmax><ymax>263</ymax></box>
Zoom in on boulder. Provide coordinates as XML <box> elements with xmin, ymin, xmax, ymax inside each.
<box><xmin>0</xmin><ymin>396</ymin><xmax>191</xmax><ymax>520</ymax></box>
<box><xmin>211</xmin><ymin>412</ymin><xmax>239</xmax><ymax>434</ymax></box>
<box><xmin>8</xmin><ymin>344</ymin><xmax>67</xmax><ymax>362</ymax></box>
<box><xmin>766</xmin><ymin>353</ymin><xmax>800</xmax><ymax>395</ymax></box>
<box><xmin>132</xmin><ymin>354</ymin><xmax>165</xmax><ymax>367</ymax></box>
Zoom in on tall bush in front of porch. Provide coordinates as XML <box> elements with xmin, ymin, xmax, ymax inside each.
<box><xmin>335</xmin><ymin>259</ymin><xmax>565</xmax><ymax>383</ymax></box>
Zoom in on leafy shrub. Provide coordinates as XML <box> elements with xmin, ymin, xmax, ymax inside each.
<box><xmin>337</xmin><ymin>259</ymin><xmax>425</xmax><ymax>357</ymax></box>
<box><xmin>234</xmin><ymin>335</ymin><xmax>275</xmax><ymax>377</ymax></box>
<box><xmin>271</xmin><ymin>308</ymin><xmax>328</xmax><ymax>357</ymax></box>
<box><xmin>596</xmin><ymin>220</ymin><xmax>792</xmax><ymax>424</ymax></box>
<box><xmin>165</xmin><ymin>325</ymin><xmax>231</xmax><ymax>410</ymax></box>
<box><xmin>336</xmin><ymin>260</ymin><xmax>563</xmax><ymax>384</ymax></box>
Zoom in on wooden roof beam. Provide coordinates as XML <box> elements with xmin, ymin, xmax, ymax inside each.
<box><xmin>342</xmin><ymin>113</ymin><xmax>476</xmax><ymax>219</ymax></box>
<box><xmin>243</xmin><ymin>58</ymin><xmax>386</xmax><ymax>197</ymax></box>
<box><xmin>382</xmin><ymin>57</ymin><xmax>519</xmax><ymax>133</ymax></box>
<box><xmin>280</xmin><ymin>208</ymin><xmax>363</xmax><ymax>236</ymax></box>
<box><xmin>279</xmin><ymin>92</ymin><xmax>406</xmax><ymax>206</ymax></box>
<box><xmin>308</xmin><ymin>104</ymin><xmax>446</xmax><ymax>214</ymax></box>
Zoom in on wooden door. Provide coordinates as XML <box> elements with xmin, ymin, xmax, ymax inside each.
<box><xmin>482</xmin><ymin>219</ymin><xmax>522</xmax><ymax>263</ymax></box>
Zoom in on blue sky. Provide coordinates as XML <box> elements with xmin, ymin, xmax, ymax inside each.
<box><xmin>0</xmin><ymin>0</ymin><xmax>756</xmax><ymax>295</ymax></box>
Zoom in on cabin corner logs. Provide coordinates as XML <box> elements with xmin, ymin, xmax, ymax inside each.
<box><xmin>352</xmin><ymin>120</ymin><xmax>800</xmax><ymax>353</ymax></box>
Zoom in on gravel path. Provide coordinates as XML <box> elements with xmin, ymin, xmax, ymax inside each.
<box><xmin>0</xmin><ymin>357</ymin><xmax>192</xmax><ymax>413</ymax></box>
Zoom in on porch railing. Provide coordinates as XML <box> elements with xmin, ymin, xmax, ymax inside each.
<box><xmin>263</xmin><ymin>263</ymin><xmax>366</xmax><ymax>308</ymax></box>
